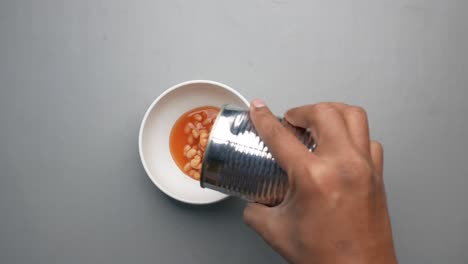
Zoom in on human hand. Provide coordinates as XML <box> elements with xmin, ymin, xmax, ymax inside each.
<box><xmin>244</xmin><ymin>100</ymin><xmax>397</xmax><ymax>264</ymax></box>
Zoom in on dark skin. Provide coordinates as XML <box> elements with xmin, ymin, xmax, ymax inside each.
<box><xmin>244</xmin><ymin>100</ymin><xmax>397</xmax><ymax>264</ymax></box>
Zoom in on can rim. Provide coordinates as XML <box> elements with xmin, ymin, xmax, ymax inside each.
<box><xmin>200</xmin><ymin>104</ymin><xmax>229</xmax><ymax>188</ymax></box>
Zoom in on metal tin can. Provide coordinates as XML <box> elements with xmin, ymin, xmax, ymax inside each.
<box><xmin>200</xmin><ymin>105</ymin><xmax>315</xmax><ymax>205</ymax></box>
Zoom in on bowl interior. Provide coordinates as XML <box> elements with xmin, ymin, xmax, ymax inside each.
<box><xmin>139</xmin><ymin>81</ymin><xmax>248</xmax><ymax>204</ymax></box>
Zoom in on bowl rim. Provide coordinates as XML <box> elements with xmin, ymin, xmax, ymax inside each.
<box><xmin>138</xmin><ymin>80</ymin><xmax>249</xmax><ymax>205</ymax></box>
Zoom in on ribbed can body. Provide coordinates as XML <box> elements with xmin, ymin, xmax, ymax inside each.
<box><xmin>200</xmin><ymin>105</ymin><xmax>314</xmax><ymax>205</ymax></box>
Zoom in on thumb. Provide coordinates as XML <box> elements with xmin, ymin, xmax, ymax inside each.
<box><xmin>250</xmin><ymin>99</ymin><xmax>312</xmax><ymax>176</ymax></box>
<box><xmin>244</xmin><ymin>203</ymin><xmax>277</xmax><ymax>242</ymax></box>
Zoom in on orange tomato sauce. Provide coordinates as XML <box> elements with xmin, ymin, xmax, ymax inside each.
<box><xmin>169</xmin><ymin>106</ymin><xmax>220</xmax><ymax>180</ymax></box>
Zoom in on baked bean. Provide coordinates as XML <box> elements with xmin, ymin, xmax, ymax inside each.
<box><xmin>184</xmin><ymin>125</ymin><xmax>190</xmax><ymax>134</ymax></box>
<box><xmin>186</xmin><ymin>148</ymin><xmax>197</xmax><ymax>158</ymax></box>
<box><xmin>188</xmin><ymin>170</ymin><xmax>196</xmax><ymax>178</ymax></box>
<box><xmin>183</xmin><ymin>145</ymin><xmax>191</xmax><ymax>153</ymax></box>
<box><xmin>183</xmin><ymin>162</ymin><xmax>191</xmax><ymax>172</ymax></box>
<box><xmin>202</xmin><ymin>118</ymin><xmax>212</xmax><ymax>126</ymax></box>
<box><xmin>190</xmin><ymin>158</ymin><xmax>200</xmax><ymax>168</ymax></box>
<box><xmin>192</xmin><ymin>129</ymin><xmax>200</xmax><ymax>139</ymax></box>
<box><xmin>193</xmin><ymin>114</ymin><xmax>202</xmax><ymax>121</ymax></box>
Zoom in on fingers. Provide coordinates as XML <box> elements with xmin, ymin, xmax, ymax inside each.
<box><xmin>370</xmin><ymin>140</ymin><xmax>384</xmax><ymax>177</ymax></box>
<box><xmin>284</xmin><ymin>103</ymin><xmax>349</xmax><ymax>153</ymax></box>
<box><xmin>285</xmin><ymin>103</ymin><xmax>370</xmax><ymax>155</ymax></box>
<box><xmin>250</xmin><ymin>99</ymin><xmax>315</xmax><ymax>176</ymax></box>
<box><xmin>243</xmin><ymin>203</ymin><xmax>276</xmax><ymax>242</ymax></box>
<box><xmin>342</xmin><ymin>106</ymin><xmax>370</xmax><ymax>154</ymax></box>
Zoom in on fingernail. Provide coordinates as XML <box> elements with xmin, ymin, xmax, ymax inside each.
<box><xmin>251</xmin><ymin>99</ymin><xmax>266</xmax><ymax>108</ymax></box>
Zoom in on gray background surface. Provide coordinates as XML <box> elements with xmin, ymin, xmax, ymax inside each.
<box><xmin>1</xmin><ymin>0</ymin><xmax>467</xmax><ymax>263</ymax></box>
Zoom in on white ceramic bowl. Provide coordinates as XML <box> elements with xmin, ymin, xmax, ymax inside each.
<box><xmin>139</xmin><ymin>80</ymin><xmax>249</xmax><ymax>204</ymax></box>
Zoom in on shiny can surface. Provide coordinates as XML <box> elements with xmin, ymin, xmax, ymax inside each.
<box><xmin>200</xmin><ymin>105</ymin><xmax>315</xmax><ymax>205</ymax></box>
